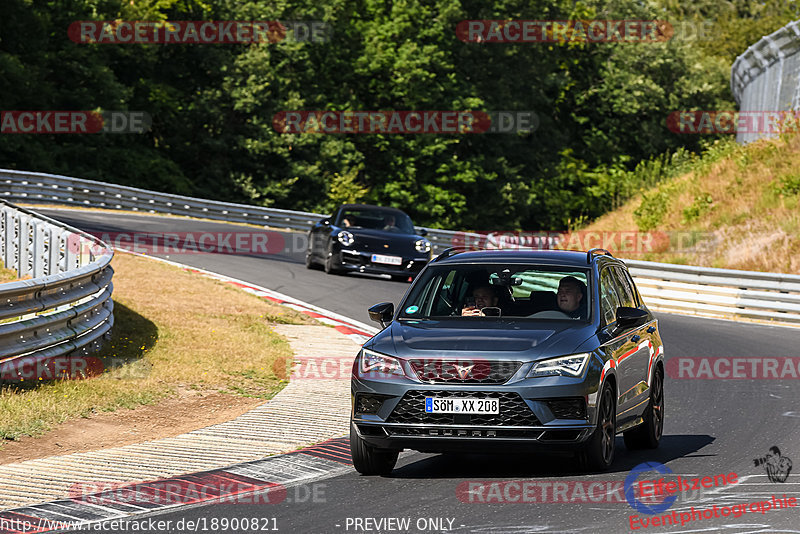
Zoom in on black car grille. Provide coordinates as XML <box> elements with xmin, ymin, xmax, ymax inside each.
<box><xmin>544</xmin><ymin>397</ymin><xmax>587</xmax><ymax>420</ymax></box>
<box><xmin>355</xmin><ymin>393</ymin><xmax>393</xmax><ymax>415</ymax></box>
<box><xmin>386</xmin><ymin>390</ymin><xmax>540</xmax><ymax>426</ymax></box>
<box><xmin>409</xmin><ymin>360</ymin><xmax>522</xmax><ymax>384</ymax></box>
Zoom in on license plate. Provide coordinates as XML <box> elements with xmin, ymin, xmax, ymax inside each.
<box><xmin>371</xmin><ymin>253</ymin><xmax>402</xmax><ymax>265</ymax></box>
<box><xmin>425</xmin><ymin>397</ymin><xmax>500</xmax><ymax>414</ymax></box>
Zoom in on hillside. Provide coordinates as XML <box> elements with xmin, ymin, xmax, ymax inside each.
<box><xmin>578</xmin><ymin>135</ymin><xmax>800</xmax><ymax>274</ymax></box>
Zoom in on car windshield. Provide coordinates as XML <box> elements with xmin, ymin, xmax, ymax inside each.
<box><xmin>336</xmin><ymin>208</ymin><xmax>416</xmax><ymax>234</ymax></box>
<box><xmin>399</xmin><ymin>264</ymin><xmax>591</xmax><ymax>320</ymax></box>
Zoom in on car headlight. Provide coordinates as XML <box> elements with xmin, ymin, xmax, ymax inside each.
<box><xmin>527</xmin><ymin>353</ymin><xmax>590</xmax><ymax>378</ymax></box>
<box><xmin>337</xmin><ymin>231</ymin><xmax>354</xmax><ymax>246</ymax></box>
<box><xmin>415</xmin><ymin>239</ymin><xmax>431</xmax><ymax>253</ymax></box>
<box><xmin>358</xmin><ymin>348</ymin><xmax>404</xmax><ymax>377</ymax></box>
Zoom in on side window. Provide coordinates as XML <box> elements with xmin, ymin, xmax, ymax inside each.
<box><xmin>612</xmin><ymin>267</ymin><xmax>636</xmax><ymax>308</ymax></box>
<box><xmin>599</xmin><ymin>267</ymin><xmax>621</xmax><ymax>326</ymax></box>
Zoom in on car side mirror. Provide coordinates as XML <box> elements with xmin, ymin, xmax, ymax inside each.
<box><xmin>368</xmin><ymin>302</ymin><xmax>394</xmax><ymax>328</ymax></box>
<box><xmin>615</xmin><ymin>307</ymin><xmax>648</xmax><ymax>331</ymax></box>
<box><xmin>322</xmin><ymin>218</ymin><xmax>331</xmax><ymax>226</ymax></box>
<box><xmin>418</xmin><ymin>228</ymin><xmax>428</xmax><ymax>236</ymax></box>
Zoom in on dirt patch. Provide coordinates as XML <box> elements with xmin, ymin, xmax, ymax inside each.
<box><xmin>0</xmin><ymin>390</ymin><xmax>264</xmax><ymax>464</ymax></box>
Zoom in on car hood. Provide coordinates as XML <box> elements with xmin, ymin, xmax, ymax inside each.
<box><xmin>368</xmin><ymin>319</ymin><xmax>595</xmax><ymax>361</ymax></box>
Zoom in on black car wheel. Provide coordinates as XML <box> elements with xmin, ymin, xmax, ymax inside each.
<box><xmin>583</xmin><ymin>382</ymin><xmax>616</xmax><ymax>471</ymax></box>
<box><xmin>305</xmin><ymin>250</ymin><xmax>320</xmax><ymax>270</ymax></box>
<box><xmin>624</xmin><ymin>366</ymin><xmax>664</xmax><ymax>450</ymax></box>
<box><xmin>350</xmin><ymin>424</ymin><xmax>398</xmax><ymax>476</ymax></box>
<box><xmin>324</xmin><ymin>251</ymin><xmax>341</xmax><ymax>275</ymax></box>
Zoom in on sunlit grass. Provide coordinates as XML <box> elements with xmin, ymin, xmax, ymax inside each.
<box><xmin>0</xmin><ymin>252</ymin><xmax>314</xmax><ymax>442</ymax></box>
<box><xmin>0</xmin><ymin>261</ymin><xmax>16</xmax><ymax>283</ymax></box>
<box><xmin>583</xmin><ymin>135</ymin><xmax>800</xmax><ymax>273</ymax></box>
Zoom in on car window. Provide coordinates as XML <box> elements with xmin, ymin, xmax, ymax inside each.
<box><xmin>399</xmin><ymin>264</ymin><xmax>590</xmax><ymax>320</ymax></box>
<box><xmin>619</xmin><ymin>267</ymin><xmax>642</xmax><ymax>307</ymax></box>
<box><xmin>612</xmin><ymin>266</ymin><xmax>636</xmax><ymax>308</ymax></box>
<box><xmin>599</xmin><ymin>267</ymin><xmax>621</xmax><ymax>326</ymax></box>
<box><xmin>336</xmin><ymin>208</ymin><xmax>415</xmax><ymax>234</ymax></box>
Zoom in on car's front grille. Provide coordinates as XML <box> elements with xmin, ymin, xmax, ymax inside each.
<box><xmin>386</xmin><ymin>390</ymin><xmax>540</xmax><ymax>426</ymax></box>
<box><xmin>409</xmin><ymin>360</ymin><xmax>522</xmax><ymax>384</ymax></box>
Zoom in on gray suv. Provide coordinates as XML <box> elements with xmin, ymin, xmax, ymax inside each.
<box><xmin>350</xmin><ymin>248</ymin><xmax>665</xmax><ymax>474</ymax></box>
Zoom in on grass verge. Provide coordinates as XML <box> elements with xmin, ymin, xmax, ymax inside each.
<box><xmin>582</xmin><ymin>134</ymin><xmax>800</xmax><ymax>273</ymax></box>
<box><xmin>0</xmin><ymin>252</ymin><xmax>314</xmax><ymax>442</ymax></box>
<box><xmin>0</xmin><ymin>261</ymin><xmax>16</xmax><ymax>283</ymax></box>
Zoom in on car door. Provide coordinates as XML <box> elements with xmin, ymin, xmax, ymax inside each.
<box><xmin>610</xmin><ymin>266</ymin><xmax>652</xmax><ymax>423</ymax></box>
<box><xmin>598</xmin><ymin>266</ymin><xmax>639</xmax><ymax>426</ymax></box>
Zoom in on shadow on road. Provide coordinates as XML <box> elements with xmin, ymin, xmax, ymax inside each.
<box><xmin>390</xmin><ymin>434</ymin><xmax>716</xmax><ymax>479</ymax></box>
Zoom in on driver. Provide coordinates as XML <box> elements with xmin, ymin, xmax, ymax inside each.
<box><xmin>462</xmin><ymin>284</ymin><xmax>500</xmax><ymax>316</ymax></box>
<box><xmin>557</xmin><ymin>276</ymin><xmax>586</xmax><ymax>318</ymax></box>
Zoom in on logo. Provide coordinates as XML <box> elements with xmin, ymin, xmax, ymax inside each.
<box><xmin>454</xmin><ymin>363</ymin><xmax>475</xmax><ymax>380</ymax></box>
<box><xmin>625</xmin><ymin>462</ymin><xmax>677</xmax><ymax>515</ymax></box>
<box><xmin>754</xmin><ymin>446</ymin><xmax>793</xmax><ymax>483</ymax></box>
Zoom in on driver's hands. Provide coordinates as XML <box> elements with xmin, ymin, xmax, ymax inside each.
<box><xmin>461</xmin><ymin>306</ymin><xmax>483</xmax><ymax>316</ymax></box>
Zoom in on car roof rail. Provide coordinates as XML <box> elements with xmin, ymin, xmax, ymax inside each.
<box><xmin>433</xmin><ymin>247</ymin><xmax>478</xmax><ymax>262</ymax></box>
<box><xmin>587</xmin><ymin>248</ymin><xmax>613</xmax><ymax>263</ymax></box>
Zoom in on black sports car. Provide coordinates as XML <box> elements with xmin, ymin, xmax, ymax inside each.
<box><xmin>305</xmin><ymin>204</ymin><xmax>432</xmax><ymax>281</ymax></box>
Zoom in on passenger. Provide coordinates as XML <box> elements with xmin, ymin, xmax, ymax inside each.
<box><xmin>462</xmin><ymin>284</ymin><xmax>500</xmax><ymax>316</ymax></box>
<box><xmin>382</xmin><ymin>215</ymin><xmax>398</xmax><ymax>231</ymax></box>
<box><xmin>342</xmin><ymin>215</ymin><xmax>354</xmax><ymax>227</ymax></box>
<box><xmin>557</xmin><ymin>276</ymin><xmax>586</xmax><ymax>318</ymax></box>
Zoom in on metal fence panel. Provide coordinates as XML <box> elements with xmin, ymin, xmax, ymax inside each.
<box><xmin>0</xmin><ymin>198</ymin><xmax>114</xmax><ymax>373</ymax></box>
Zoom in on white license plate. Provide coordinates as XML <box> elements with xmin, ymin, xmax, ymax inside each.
<box><xmin>425</xmin><ymin>397</ymin><xmax>500</xmax><ymax>414</ymax></box>
<box><xmin>371</xmin><ymin>253</ymin><xmax>403</xmax><ymax>265</ymax></box>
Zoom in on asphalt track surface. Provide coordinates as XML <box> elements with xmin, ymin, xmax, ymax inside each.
<box><xmin>41</xmin><ymin>209</ymin><xmax>800</xmax><ymax>533</ymax></box>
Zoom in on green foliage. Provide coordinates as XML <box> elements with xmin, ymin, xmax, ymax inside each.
<box><xmin>0</xmin><ymin>0</ymin><xmax>785</xmax><ymax>230</ymax></box>
<box><xmin>634</xmin><ymin>190</ymin><xmax>671</xmax><ymax>232</ymax></box>
<box><xmin>774</xmin><ymin>173</ymin><xmax>800</xmax><ymax>196</ymax></box>
<box><xmin>681</xmin><ymin>193</ymin><xmax>714</xmax><ymax>224</ymax></box>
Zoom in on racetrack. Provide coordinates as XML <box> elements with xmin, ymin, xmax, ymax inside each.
<box><xmin>41</xmin><ymin>208</ymin><xmax>800</xmax><ymax>533</ymax></box>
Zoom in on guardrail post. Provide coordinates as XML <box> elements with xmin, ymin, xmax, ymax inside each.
<box><xmin>18</xmin><ymin>215</ymin><xmax>32</xmax><ymax>278</ymax></box>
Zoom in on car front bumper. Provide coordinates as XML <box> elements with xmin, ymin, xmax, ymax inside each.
<box><xmin>351</xmin><ymin>372</ymin><xmax>601</xmax><ymax>453</ymax></box>
<box><xmin>335</xmin><ymin>248</ymin><xmax>429</xmax><ymax>277</ymax></box>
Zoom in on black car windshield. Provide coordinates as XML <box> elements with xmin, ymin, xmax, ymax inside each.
<box><xmin>399</xmin><ymin>264</ymin><xmax>591</xmax><ymax>320</ymax></box>
<box><xmin>336</xmin><ymin>208</ymin><xmax>416</xmax><ymax>234</ymax></box>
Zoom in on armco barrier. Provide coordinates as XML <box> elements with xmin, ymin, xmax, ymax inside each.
<box><xmin>0</xmin><ymin>198</ymin><xmax>114</xmax><ymax>379</ymax></box>
<box><xmin>3</xmin><ymin>168</ymin><xmax>798</xmax><ymax>326</ymax></box>
<box><xmin>625</xmin><ymin>259</ymin><xmax>800</xmax><ymax>325</ymax></box>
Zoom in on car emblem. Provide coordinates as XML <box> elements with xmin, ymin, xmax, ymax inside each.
<box><xmin>453</xmin><ymin>363</ymin><xmax>474</xmax><ymax>380</ymax></box>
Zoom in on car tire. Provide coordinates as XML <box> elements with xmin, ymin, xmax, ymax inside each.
<box><xmin>324</xmin><ymin>252</ymin><xmax>341</xmax><ymax>275</ymax></box>
<box><xmin>350</xmin><ymin>424</ymin><xmax>398</xmax><ymax>476</ymax></box>
<box><xmin>305</xmin><ymin>251</ymin><xmax>320</xmax><ymax>270</ymax></box>
<box><xmin>582</xmin><ymin>381</ymin><xmax>616</xmax><ymax>471</ymax></box>
<box><xmin>623</xmin><ymin>366</ymin><xmax>664</xmax><ymax>450</ymax></box>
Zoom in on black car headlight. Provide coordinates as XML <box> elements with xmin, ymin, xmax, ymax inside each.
<box><xmin>527</xmin><ymin>353</ymin><xmax>590</xmax><ymax>378</ymax></box>
<box><xmin>358</xmin><ymin>348</ymin><xmax>405</xmax><ymax>378</ymax></box>
<box><xmin>415</xmin><ymin>239</ymin><xmax>431</xmax><ymax>253</ymax></box>
<box><xmin>337</xmin><ymin>230</ymin><xmax>355</xmax><ymax>246</ymax></box>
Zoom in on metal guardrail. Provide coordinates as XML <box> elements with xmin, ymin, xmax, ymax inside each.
<box><xmin>625</xmin><ymin>259</ymin><xmax>800</xmax><ymax>325</ymax></box>
<box><xmin>0</xmin><ymin>198</ymin><xmax>114</xmax><ymax>379</ymax></box>
<box><xmin>731</xmin><ymin>19</ymin><xmax>800</xmax><ymax>144</ymax></box>
<box><xmin>3</xmin><ymin>168</ymin><xmax>799</xmax><ymax>326</ymax></box>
